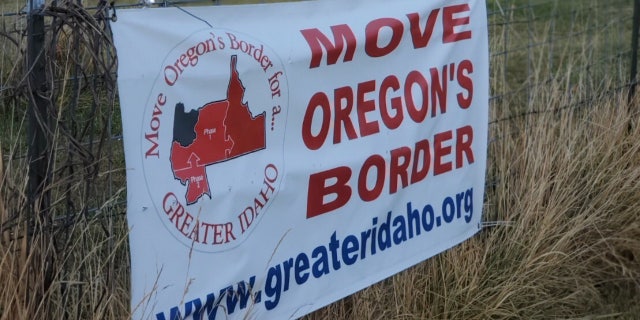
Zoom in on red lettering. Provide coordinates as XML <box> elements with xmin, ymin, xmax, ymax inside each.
<box><xmin>212</xmin><ymin>223</ymin><xmax>224</xmax><ymax>244</ymax></box>
<box><xmin>356</xmin><ymin>80</ymin><xmax>380</xmax><ymax>137</ymax></box>
<box><xmin>434</xmin><ymin>130</ymin><xmax>453</xmax><ymax>175</ymax></box>
<box><xmin>188</xmin><ymin>222</ymin><xmax>200</xmax><ymax>242</ymax></box>
<box><xmin>163</xmin><ymin>192</ymin><xmax>188</xmax><ymax>236</ymax></box>
<box><xmin>164</xmin><ymin>65</ymin><xmax>178</xmax><ymax>86</ymax></box>
<box><xmin>333</xmin><ymin>86</ymin><xmax>358</xmax><ymax>144</ymax></box>
<box><xmin>224</xmin><ymin>222</ymin><xmax>236</xmax><ymax>242</ymax></box>
<box><xmin>410</xmin><ymin>139</ymin><xmax>430</xmax><ymax>184</ymax></box>
<box><xmin>457</xmin><ymin>60</ymin><xmax>474</xmax><ymax>108</ymax></box>
<box><xmin>300</xmin><ymin>25</ymin><xmax>357</xmax><ymax>68</ymax></box>
<box><xmin>178</xmin><ymin>54</ymin><xmax>188</xmax><ymax>70</ymax></box>
<box><xmin>152</xmin><ymin>93</ymin><xmax>166</xmax><ymax>116</ymax></box>
<box><xmin>365</xmin><ymin>18</ymin><xmax>403</xmax><ymax>57</ymax></box>
<box><xmin>162</xmin><ymin>192</ymin><xmax>178</xmax><ymax>214</ymax></box>
<box><xmin>259</xmin><ymin>176</ymin><xmax>275</xmax><ymax>203</ymax></box>
<box><xmin>238</xmin><ymin>207</ymin><xmax>254</xmax><ymax>233</ymax></box>
<box><xmin>301</xmin><ymin>5</ymin><xmax>472</xmax><ymax>69</ymax></box>
<box><xmin>145</xmin><ymin>132</ymin><xmax>159</xmax><ymax>158</ymax></box>
<box><xmin>162</xmin><ymin>192</ymin><xmax>238</xmax><ymax>245</ymax></box>
<box><xmin>455</xmin><ymin>125</ymin><xmax>474</xmax><ymax>168</ymax></box>
<box><xmin>430</xmin><ymin>65</ymin><xmax>447</xmax><ymax>117</ymax></box>
<box><xmin>163</xmin><ymin>193</ymin><xmax>197</xmax><ymax>238</ymax></box>
<box><xmin>170</xmin><ymin>209</ymin><xmax>185</xmax><ymax>233</ymax></box>
<box><xmin>407</xmin><ymin>9</ymin><xmax>440</xmax><ymax>48</ymax></box>
<box><xmin>179</xmin><ymin>212</ymin><xmax>194</xmax><ymax>236</ymax></box>
<box><xmin>379</xmin><ymin>75</ymin><xmax>403</xmax><ymax>129</ymax></box>
<box><xmin>144</xmin><ymin>93</ymin><xmax>166</xmax><ymax>158</ymax></box>
<box><xmin>163</xmin><ymin>34</ymin><xmax>218</xmax><ymax>85</ymax></box>
<box><xmin>307</xmin><ymin>167</ymin><xmax>352</xmax><ymax>218</ymax></box>
<box><xmin>306</xmin><ymin>127</ymin><xmax>472</xmax><ymax>215</ymax></box>
<box><xmin>357</xmin><ymin>155</ymin><xmax>385</xmax><ymax>202</ymax></box>
<box><xmin>303</xmin><ymin>62</ymin><xmax>469</xmax><ymax>150</ymax></box>
<box><xmin>389</xmin><ymin>146</ymin><xmax>411</xmax><ymax>194</ymax></box>
<box><xmin>202</xmin><ymin>223</ymin><xmax>215</xmax><ymax>244</ymax></box>
<box><xmin>254</xmin><ymin>197</ymin><xmax>264</xmax><ymax>213</ymax></box>
<box><xmin>443</xmin><ymin>4</ymin><xmax>472</xmax><ymax>43</ymax></box>
<box><xmin>405</xmin><ymin>71</ymin><xmax>429</xmax><ymax>123</ymax></box>
<box><xmin>201</xmin><ymin>222</ymin><xmax>234</xmax><ymax>245</ymax></box>
<box><xmin>239</xmin><ymin>164</ymin><xmax>278</xmax><ymax>233</ymax></box>
<box><xmin>302</xmin><ymin>92</ymin><xmax>331</xmax><ymax>150</ymax></box>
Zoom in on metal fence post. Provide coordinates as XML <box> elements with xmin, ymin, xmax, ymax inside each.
<box><xmin>27</xmin><ymin>0</ymin><xmax>50</xmax><ymax>222</ymax></box>
<box><xmin>629</xmin><ymin>0</ymin><xmax>640</xmax><ymax>103</ymax></box>
<box><xmin>26</xmin><ymin>0</ymin><xmax>53</xmax><ymax>300</ymax></box>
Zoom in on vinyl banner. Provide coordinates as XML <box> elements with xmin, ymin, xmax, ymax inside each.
<box><xmin>112</xmin><ymin>0</ymin><xmax>488</xmax><ymax>318</ymax></box>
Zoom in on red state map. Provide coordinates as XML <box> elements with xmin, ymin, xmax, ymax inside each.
<box><xmin>170</xmin><ymin>55</ymin><xmax>266</xmax><ymax>205</ymax></box>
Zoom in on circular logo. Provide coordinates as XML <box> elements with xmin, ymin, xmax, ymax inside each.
<box><xmin>140</xmin><ymin>28</ymin><xmax>288</xmax><ymax>252</ymax></box>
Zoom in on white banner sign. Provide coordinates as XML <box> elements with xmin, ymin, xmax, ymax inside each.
<box><xmin>112</xmin><ymin>0</ymin><xmax>488</xmax><ymax>318</ymax></box>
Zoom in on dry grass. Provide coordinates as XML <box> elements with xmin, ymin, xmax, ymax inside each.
<box><xmin>2</xmin><ymin>64</ymin><xmax>639</xmax><ymax>320</ymax></box>
<box><xmin>303</xmin><ymin>85</ymin><xmax>640</xmax><ymax>320</ymax></box>
<box><xmin>1</xmin><ymin>0</ymin><xmax>640</xmax><ymax>319</ymax></box>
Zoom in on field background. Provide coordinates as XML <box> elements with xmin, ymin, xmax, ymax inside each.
<box><xmin>1</xmin><ymin>0</ymin><xmax>639</xmax><ymax>319</ymax></box>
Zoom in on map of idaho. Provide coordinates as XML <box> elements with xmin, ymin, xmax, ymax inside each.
<box><xmin>170</xmin><ymin>55</ymin><xmax>266</xmax><ymax>204</ymax></box>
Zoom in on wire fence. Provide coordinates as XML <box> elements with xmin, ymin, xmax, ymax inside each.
<box><xmin>0</xmin><ymin>0</ymin><xmax>638</xmax><ymax>317</ymax></box>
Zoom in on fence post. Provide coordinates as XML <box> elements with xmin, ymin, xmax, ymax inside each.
<box><xmin>26</xmin><ymin>0</ymin><xmax>53</xmax><ymax>302</ymax></box>
<box><xmin>27</xmin><ymin>0</ymin><xmax>50</xmax><ymax>223</ymax></box>
<box><xmin>629</xmin><ymin>0</ymin><xmax>640</xmax><ymax>103</ymax></box>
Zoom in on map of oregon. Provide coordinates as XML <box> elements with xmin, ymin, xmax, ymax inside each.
<box><xmin>170</xmin><ymin>55</ymin><xmax>266</xmax><ymax>204</ymax></box>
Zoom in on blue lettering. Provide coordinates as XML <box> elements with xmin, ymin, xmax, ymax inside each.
<box><xmin>442</xmin><ymin>196</ymin><xmax>455</xmax><ymax>223</ymax></box>
<box><xmin>295</xmin><ymin>253</ymin><xmax>310</xmax><ymax>285</ymax></box>
<box><xmin>377</xmin><ymin>211</ymin><xmax>392</xmax><ymax>251</ymax></box>
<box><xmin>370</xmin><ymin>217</ymin><xmax>378</xmax><ymax>255</ymax></box>
<box><xmin>342</xmin><ymin>235</ymin><xmax>359</xmax><ymax>265</ymax></box>
<box><xmin>392</xmin><ymin>214</ymin><xmax>407</xmax><ymax>244</ymax></box>
<box><xmin>421</xmin><ymin>204</ymin><xmax>435</xmax><ymax>231</ymax></box>
<box><xmin>360</xmin><ymin>228</ymin><xmax>372</xmax><ymax>259</ymax></box>
<box><xmin>224</xmin><ymin>276</ymin><xmax>257</xmax><ymax>314</ymax></box>
<box><xmin>197</xmin><ymin>293</ymin><xmax>221</xmax><ymax>320</ymax></box>
<box><xmin>406</xmin><ymin>202</ymin><xmax>421</xmax><ymax>238</ymax></box>
<box><xmin>329</xmin><ymin>232</ymin><xmax>342</xmax><ymax>271</ymax></box>
<box><xmin>282</xmin><ymin>258</ymin><xmax>294</xmax><ymax>291</ymax></box>
<box><xmin>311</xmin><ymin>245</ymin><xmax>330</xmax><ymax>277</ymax></box>
<box><xmin>265</xmin><ymin>266</ymin><xmax>282</xmax><ymax>310</ymax></box>
<box><xmin>155</xmin><ymin>307</ymin><xmax>181</xmax><ymax>320</ymax></box>
<box><xmin>464</xmin><ymin>188</ymin><xmax>473</xmax><ymax>222</ymax></box>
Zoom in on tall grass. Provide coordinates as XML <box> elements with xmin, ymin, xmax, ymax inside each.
<box><xmin>1</xmin><ymin>0</ymin><xmax>640</xmax><ymax>319</ymax></box>
<box><xmin>2</xmin><ymin>0</ymin><xmax>127</xmax><ymax>318</ymax></box>
<box><xmin>305</xmin><ymin>87</ymin><xmax>640</xmax><ymax>320</ymax></box>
